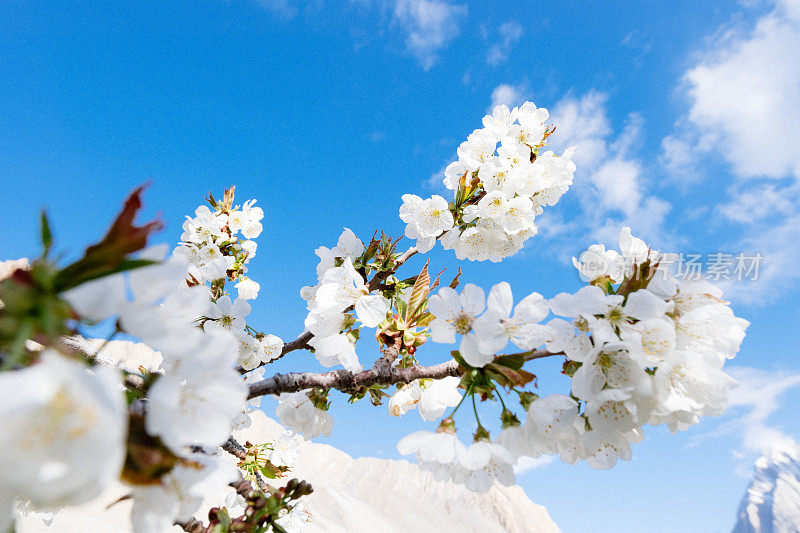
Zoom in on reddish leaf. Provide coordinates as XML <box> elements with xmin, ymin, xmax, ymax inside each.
<box><xmin>55</xmin><ymin>185</ymin><xmax>164</xmax><ymax>291</ymax></box>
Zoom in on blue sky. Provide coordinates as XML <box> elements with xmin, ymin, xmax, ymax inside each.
<box><xmin>2</xmin><ymin>1</ymin><xmax>800</xmax><ymax>531</ymax></box>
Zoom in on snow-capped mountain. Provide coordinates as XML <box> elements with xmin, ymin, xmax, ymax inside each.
<box><xmin>17</xmin><ymin>410</ymin><xmax>560</xmax><ymax>533</ymax></box>
<box><xmin>733</xmin><ymin>449</ymin><xmax>800</xmax><ymax>533</ymax></box>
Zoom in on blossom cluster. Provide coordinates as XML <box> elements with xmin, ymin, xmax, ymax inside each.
<box><xmin>400</xmin><ymin>102</ymin><xmax>576</xmax><ymax>262</ymax></box>
<box><xmin>175</xmin><ymin>196</ymin><xmax>286</xmax><ymax>375</ymax></box>
<box><xmin>398</xmin><ymin>227</ymin><xmax>748</xmax><ymax>490</ymax></box>
<box><xmin>64</xmin><ymin>246</ymin><xmax>249</xmax><ymax>529</ymax></box>
<box><xmin>0</xmin><ymin>244</ymin><xmax>249</xmax><ymax>531</ymax></box>
<box><xmin>299</xmin><ymin>228</ymin><xmax>391</xmax><ymax>373</ymax></box>
<box><xmin>175</xmin><ymin>198</ymin><xmax>263</xmax><ymax>295</ymax></box>
<box><xmin>387</xmin><ymin>376</ymin><xmax>463</xmax><ymax>421</ymax></box>
<box><xmin>427</xmin><ymin>281</ymin><xmax>551</xmax><ymax>367</ymax></box>
<box><xmin>276</xmin><ymin>391</ymin><xmax>334</xmax><ymax>440</ymax></box>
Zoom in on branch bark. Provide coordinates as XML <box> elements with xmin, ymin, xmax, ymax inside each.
<box><xmin>220</xmin><ymin>436</ymin><xmax>272</xmax><ymax>494</ymax></box>
<box><xmin>247</xmin><ymin>348</ymin><xmax>560</xmax><ymax>399</ymax></box>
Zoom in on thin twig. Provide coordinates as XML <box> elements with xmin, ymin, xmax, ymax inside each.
<box><xmin>367</xmin><ymin>245</ymin><xmax>418</xmax><ymax>292</ymax></box>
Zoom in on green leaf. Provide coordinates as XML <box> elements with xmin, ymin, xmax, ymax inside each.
<box><xmin>517</xmin><ymin>391</ymin><xmax>539</xmax><ymax>411</ymax></box>
<box><xmin>616</xmin><ymin>257</ymin><xmax>659</xmax><ymax>296</ymax></box>
<box><xmin>414</xmin><ymin>311</ymin><xmax>434</xmax><ymax>327</ymax></box>
<box><xmin>62</xmin><ymin>258</ymin><xmax>158</xmax><ymax>292</ymax></box>
<box><xmin>450</xmin><ymin>350</ymin><xmax>471</xmax><ymax>369</ymax></box>
<box><xmin>394</xmin><ymin>297</ymin><xmax>408</xmax><ymax>321</ymax></box>
<box><xmin>492</xmin><ymin>353</ymin><xmax>525</xmax><ymax>370</ymax></box>
<box><xmin>40</xmin><ymin>210</ymin><xmax>53</xmax><ymax>257</ymax></box>
<box><xmin>217</xmin><ymin>507</ymin><xmax>231</xmax><ymax>529</ymax></box>
<box><xmin>484</xmin><ymin>364</ymin><xmax>536</xmax><ymax>388</ymax></box>
<box><xmin>501</xmin><ymin>409</ymin><xmax>521</xmax><ymax>429</ymax></box>
<box><xmin>562</xmin><ymin>359</ymin><xmax>582</xmax><ymax>377</ymax></box>
<box><xmin>368</xmin><ymin>387</ymin><xmax>389</xmax><ymax>406</ymax></box>
<box><xmin>348</xmin><ymin>388</ymin><xmax>367</xmax><ymax>403</ymax></box>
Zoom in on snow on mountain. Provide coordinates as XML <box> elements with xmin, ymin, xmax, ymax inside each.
<box><xmin>733</xmin><ymin>448</ymin><xmax>800</xmax><ymax>533</ymax></box>
<box><xmin>16</xmin><ymin>410</ymin><xmax>560</xmax><ymax>533</ymax></box>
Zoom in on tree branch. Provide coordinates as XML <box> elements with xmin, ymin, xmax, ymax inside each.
<box><xmin>247</xmin><ymin>348</ymin><xmax>560</xmax><ymax>399</ymax></box>
<box><xmin>220</xmin><ymin>436</ymin><xmax>272</xmax><ymax>494</ymax></box>
<box><xmin>221</xmin><ymin>436</ymin><xmax>247</xmax><ymax>460</ymax></box>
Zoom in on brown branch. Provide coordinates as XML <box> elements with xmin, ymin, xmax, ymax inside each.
<box><xmin>248</xmin><ymin>360</ymin><xmax>460</xmax><ymax>399</ymax></box>
<box><xmin>372</xmin><ymin>336</ymin><xmax>402</xmax><ymax>378</ymax></box>
<box><xmin>220</xmin><ymin>436</ymin><xmax>272</xmax><ymax>494</ymax></box>
<box><xmin>247</xmin><ymin>348</ymin><xmax>559</xmax><ymax>399</ymax></box>
<box><xmin>221</xmin><ymin>436</ymin><xmax>247</xmax><ymax>460</ymax></box>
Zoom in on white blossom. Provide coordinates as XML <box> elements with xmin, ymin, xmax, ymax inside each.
<box><xmin>131</xmin><ymin>454</ymin><xmax>238</xmax><ymax>533</ymax></box>
<box><xmin>428</xmin><ymin>284</ymin><xmax>485</xmax><ymax>343</ymax></box>
<box><xmin>269</xmin><ymin>431</ymin><xmax>302</xmax><ymax>468</ymax></box>
<box><xmin>572</xmin><ymin>244</ymin><xmax>623</xmax><ymax>283</ymax></box>
<box><xmin>275</xmin><ymin>392</ymin><xmax>333</xmax><ymax>440</ymax></box>
<box><xmin>0</xmin><ymin>351</ymin><xmax>127</xmax><ymax>508</ymax></box>
<box><xmin>388</xmin><ymin>377</ymin><xmax>462</xmax><ymax>421</ymax></box>
<box><xmin>314</xmin><ymin>258</ymin><xmax>389</xmax><ymax>328</ymax></box>
<box><xmin>472</xmin><ymin>282</ymin><xmax>552</xmax><ymax>357</ymax></box>
<box><xmin>388</xmin><ymin>381</ymin><xmax>421</xmax><ymax>417</ymax></box>
<box><xmin>397</xmin><ymin>431</ymin><xmax>465</xmax><ymax>481</ymax></box>
<box><xmin>418</xmin><ymin>377</ymin><xmax>463</xmax><ymax>421</ymax></box>
<box><xmin>452</xmin><ymin>441</ymin><xmax>515</xmax><ymax>492</ymax></box>
<box><xmin>308</xmin><ymin>332</ymin><xmax>360</xmax><ymax>372</ymax></box>
<box><xmin>205</xmin><ymin>296</ymin><xmax>251</xmax><ymax>335</ymax></box>
<box><xmin>235</xmin><ymin>278</ymin><xmax>260</xmax><ymax>300</ymax></box>
<box><xmin>146</xmin><ymin>331</ymin><xmax>248</xmax><ymax>454</ymax></box>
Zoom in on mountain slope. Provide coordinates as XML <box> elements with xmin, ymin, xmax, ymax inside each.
<box><xmin>17</xmin><ymin>409</ymin><xmax>560</xmax><ymax>533</ymax></box>
<box><xmin>733</xmin><ymin>449</ymin><xmax>800</xmax><ymax>533</ymax></box>
<box><xmin>236</xmin><ymin>411</ymin><xmax>560</xmax><ymax>533</ymax></box>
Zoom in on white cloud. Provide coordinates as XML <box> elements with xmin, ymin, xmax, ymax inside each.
<box><xmin>486</xmin><ymin>21</ymin><xmax>523</xmax><ymax>66</ymax></box>
<box><xmin>514</xmin><ymin>454</ymin><xmax>555</xmax><ymax>475</ymax></box>
<box><xmin>548</xmin><ymin>90</ymin><xmax>610</xmax><ymax>168</ymax></box>
<box><xmin>424</xmin><ymin>164</ymin><xmax>449</xmax><ymax>191</ymax></box>
<box><xmin>683</xmin><ymin>0</ymin><xmax>800</xmax><ymax>180</ymax></box>
<box><xmin>658</xmin><ymin>132</ymin><xmax>711</xmax><ymax>186</ymax></box>
<box><xmin>620</xmin><ymin>30</ymin><xmax>652</xmax><ymax>57</ymax></box>
<box><xmin>489</xmin><ymin>83</ymin><xmax>529</xmax><ymax>110</ymax></box>
<box><xmin>548</xmin><ymin>91</ymin><xmax>671</xmax><ymax>242</ymax></box>
<box><xmin>393</xmin><ymin>0</ymin><xmax>467</xmax><ymax>70</ymax></box>
<box><xmin>256</xmin><ymin>0</ymin><xmax>298</xmax><ymax>18</ymax></box>
<box><xmin>717</xmin><ymin>214</ymin><xmax>800</xmax><ymax>303</ymax></box>
<box><xmin>670</xmin><ymin>0</ymin><xmax>800</xmax><ymax>304</ymax></box>
<box><xmin>717</xmin><ymin>182</ymin><xmax>799</xmax><ymax>225</ymax></box>
<box><xmin>724</xmin><ymin>366</ymin><xmax>800</xmax><ymax>456</ymax></box>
